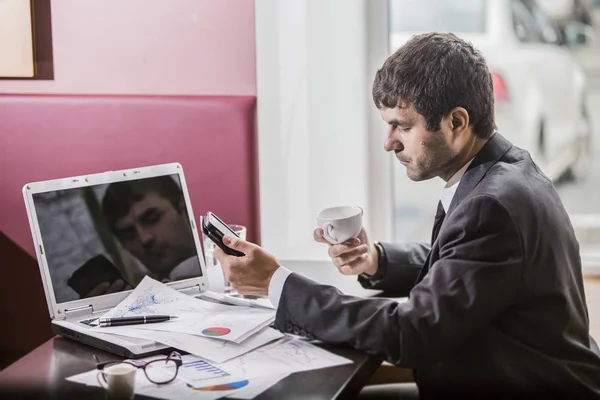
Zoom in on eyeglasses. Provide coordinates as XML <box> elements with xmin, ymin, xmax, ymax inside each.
<box><xmin>95</xmin><ymin>351</ymin><xmax>183</xmax><ymax>385</ymax></box>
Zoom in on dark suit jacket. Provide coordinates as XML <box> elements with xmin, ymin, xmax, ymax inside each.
<box><xmin>274</xmin><ymin>133</ymin><xmax>600</xmax><ymax>399</ymax></box>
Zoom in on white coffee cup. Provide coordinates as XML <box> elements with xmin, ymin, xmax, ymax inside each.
<box><xmin>97</xmin><ymin>363</ymin><xmax>136</xmax><ymax>400</ymax></box>
<box><xmin>316</xmin><ymin>206</ymin><xmax>363</xmax><ymax>244</ymax></box>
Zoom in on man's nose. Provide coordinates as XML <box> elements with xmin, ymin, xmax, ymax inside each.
<box><xmin>384</xmin><ymin>128</ymin><xmax>402</xmax><ymax>152</ymax></box>
<box><xmin>138</xmin><ymin>227</ymin><xmax>155</xmax><ymax>247</ymax></box>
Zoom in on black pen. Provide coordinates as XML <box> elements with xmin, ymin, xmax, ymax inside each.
<box><xmin>99</xmin><ymin>315</ymin><xmax>177</xmax><ymax>327</ymax></box>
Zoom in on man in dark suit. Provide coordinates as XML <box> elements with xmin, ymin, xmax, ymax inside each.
<box><xmin>214</xmin><ymin>33</ymin><xmax>600</xmax><ymax>398</ymax></box>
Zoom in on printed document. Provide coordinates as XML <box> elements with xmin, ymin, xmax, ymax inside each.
<box><xmin>93</xmin><ymin>276</ymin><xmax>275</xmax><ymax>343</ymax></box>
<box><xmin>67</xmin><ymin>336</ymin><xmax>352</xmax><ymax>399</ymax></box>
<box><xmin>99</xmin><ymin>326</ymin><xmax>283</xmax><ymax>364</ymax></box>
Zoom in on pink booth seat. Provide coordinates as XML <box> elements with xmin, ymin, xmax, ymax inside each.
<box><xmin>0</xmin><ymin>94</ymin><xmax>259</xmax><ymax>366</ymax></box>
<box><xmin>0</xmin><ymin>94</ymin><xmax>260</xmax><ymax>254</ymax></box>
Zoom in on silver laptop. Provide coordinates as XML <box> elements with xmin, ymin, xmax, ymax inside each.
<box><xmin>22</xmin><ymin>163</ymin><xmax>209</xmax><ymax>358</ymax></box>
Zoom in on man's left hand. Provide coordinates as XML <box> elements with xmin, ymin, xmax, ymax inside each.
<box><xmin>213</xmin><ymin>235</ymin><xmax>280</xmax><ymax>297</ymax></box>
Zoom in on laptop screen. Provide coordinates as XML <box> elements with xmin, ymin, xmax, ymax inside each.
<box><xmin>32</xmin><ymin>174</ymin><xmax>203</xmax><ymax>304</ymax></box>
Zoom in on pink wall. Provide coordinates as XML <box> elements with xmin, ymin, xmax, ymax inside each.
<box><xmin>0</xmin><ymin>0</ymin><xmax>256</xmax><ymax>95</ymax></box>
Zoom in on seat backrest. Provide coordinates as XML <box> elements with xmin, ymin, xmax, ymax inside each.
<box><xmin>0</xmin><ymin>94</ymin><xmax>259</xmax><ymax>363</ymax></box>
<box><xmin>0</xmin><ymin>94</ymin><xmax>260</xmax><ymax>255</ymax></box>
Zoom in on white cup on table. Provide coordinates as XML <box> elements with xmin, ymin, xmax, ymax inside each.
<box><xmin>96</xmin><ymin>362</ymin><xmax>136</xmax><ymax>400</ymax></box>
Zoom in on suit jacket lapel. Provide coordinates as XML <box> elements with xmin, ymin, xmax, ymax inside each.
<box><xmin>446</xmin><ymin>133</ymin><xmax>513</xmax><ymax>217</ymax></box>
<box><xmin>414</xmin><ymin>133</ymin><xmax>513</xmax><ymax>286</ymax></box>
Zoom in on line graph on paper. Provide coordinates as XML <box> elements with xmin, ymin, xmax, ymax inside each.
<box><xmin>254</xmin><ymin>337</ymin><xmax>351</xmax><ymax>371</ymax></box>
<box><xmin>216</xmin><ymin>337</ymin><xmax>353</xmax><ymax>380</ymax></box>
<box><xmin>222</xmin><ymin>338</ymin><xmax>321</xmax><ymax>377</ymax></box>
<box><xmin>229</xmin><ymin>353</ymin><xmax>250</xmax><ymax>374</ymax></box>
<box><xmin>278</xmin><ymin>340</ymin><xmax>318</xmax><ymax>365</ymax></box>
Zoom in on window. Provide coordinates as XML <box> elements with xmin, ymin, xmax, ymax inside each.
<box><xmin>387</xmin><ymin>0</ymin><xmax>600</xmax><ymax>274</ymax></box>
<box><xmin>522</xmin><ymin>0</ymin><xmax>564</xmax><ymax>44</ymax></box>
<box><xmin>511</xmin><ymin>0</ymin><xmax>544</xmax><ymax>43</ymax></box>
<box><xmin>390</xmin><ymin>0</ymin><xmax>487</xmax><ymax>34</ymax></box>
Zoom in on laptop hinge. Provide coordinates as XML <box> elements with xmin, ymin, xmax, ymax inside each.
<box><xmin>178</xmin><ymin>284</ymin><xmax>202</xmax><ymax>296</ymax></box>
<box><xmin>64</xmin><ymin>305</ymin><xmax>93</xmax><ymax>319</ymax></box>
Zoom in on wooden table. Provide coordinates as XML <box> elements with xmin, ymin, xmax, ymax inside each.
<box><xmin>0</xmin><ymin>335</ymin><xmax>381</xmax><ymax>399</ymax></box>
<box><xmin>0</xmin><ymin>260</ymin><xmax>384</xmax><ymax>399</ymax></box>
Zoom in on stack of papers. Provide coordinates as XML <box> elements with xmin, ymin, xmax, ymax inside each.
<box><xmin>67</xmin><ymin>277</ymin><xmax>355</xmax><ymax>398</ymax></box>
<box><xmin>97</xmin><ymin>324</ymin><xmax>283</xmax><ymax>364</ymax></box>
<box><xmin>67</xmin><ymin>335</ymin><xmax>353</xmax><ymax>399</ymax></box>
<box><xmin>91</xmin><ymin>276</ymin><xmax>281</xmax><ymax>362</ymax></box>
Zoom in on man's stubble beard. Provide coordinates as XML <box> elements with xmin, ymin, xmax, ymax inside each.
<box><xmin>407</xmin><ymin>133</ymin><xmax>456</xmax><ymax>182</ymax></box>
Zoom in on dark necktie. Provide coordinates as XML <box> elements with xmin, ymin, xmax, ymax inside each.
<box><xmin>415</xmin><ymin>201</ymin><xmax>447</xmax><ymax>285</ymax></box>
<box><xmin>431</xmin><ymin>201</ymin><xmax>446</xmax><ymax>245</ymax></box>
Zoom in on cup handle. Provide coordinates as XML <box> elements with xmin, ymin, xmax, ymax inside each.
<box><xmin>322</xmin><ymin>223</ymin><xmax>338</xmax><ymax>244</ymax></box>
<box><xmin>97</xmin><ymin>371</ymin><xmax>108</xmax><ymax>389</ymax></box>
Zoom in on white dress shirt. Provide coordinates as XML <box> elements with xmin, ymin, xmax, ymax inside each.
<box><xmin>440</xmin><ymin>159</ymin><xmax>473</xmax><ymax>213</ymax></box>
<box><xmin>268</xmin><ymin>266</ymin><xmax>293</xmax><ymax>308</ymax></box>
<box><xmin>268</xmin><ymin>159</ymin><xmax>474</xmax><ymax>309</ymax></box>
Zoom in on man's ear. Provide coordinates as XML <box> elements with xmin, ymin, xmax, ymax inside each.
<box><xmin>448</xmin><ymin>107</ymin><xmax>469</xmax><ymax>135</ymax></box>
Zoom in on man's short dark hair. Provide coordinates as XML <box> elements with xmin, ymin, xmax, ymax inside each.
<box><xmin>372</xmin><ymin>33</ymin><xmax>495</xmax><ymax>139</ymax></box>
<box><xmin>102</xmin><ymin>176</ymin><xmax>183</xmax><ymax>233</ymax></box>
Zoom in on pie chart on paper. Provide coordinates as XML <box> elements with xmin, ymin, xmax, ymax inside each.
<box><xmin>201</xmin><ymin>327</ymin><xmax>231</xmax><ymax>337</ymax></box>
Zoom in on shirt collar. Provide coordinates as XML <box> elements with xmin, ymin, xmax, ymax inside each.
<box><xmin>440</xmin><ymin>159</ymin><xmax>473</xmax><ymax>213</ymax></box>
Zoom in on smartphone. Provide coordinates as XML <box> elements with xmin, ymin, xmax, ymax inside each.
<box><xmin>201</xmin><ymin>212</ymin><xmax>245</xmax><ymax>257</ymax></box>
<box><xmin>67</xmin><ymin>254</ymin><xmax>125</xmax><ymax>298</ymax></box>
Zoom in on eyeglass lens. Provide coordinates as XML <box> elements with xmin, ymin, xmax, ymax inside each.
<box><xmin>145</xmin><ymin>358</ymin><xmax>179</xmax><ymax>384</ymax></box>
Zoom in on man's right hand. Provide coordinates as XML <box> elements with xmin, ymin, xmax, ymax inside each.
<box><xmin>314</xmin><ymin>227</ymin><xmax>379</xmax><ymax>276</ymax></box>
<box><xmin>83</xmin><ymin>279</ymin><xmax>131</xmax><ymax>298</ymax></box>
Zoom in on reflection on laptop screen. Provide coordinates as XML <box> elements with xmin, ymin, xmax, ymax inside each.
<box><xmin>32</xmin><ymin>174</ymin><xmax>202</xmax><ymax>304</ymax></box>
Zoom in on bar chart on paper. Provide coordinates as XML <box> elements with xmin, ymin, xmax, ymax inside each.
<box><xmin>180</xmin><ymin>359</ymin><xmax>231</xmax><ymax>382</ymax></box>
